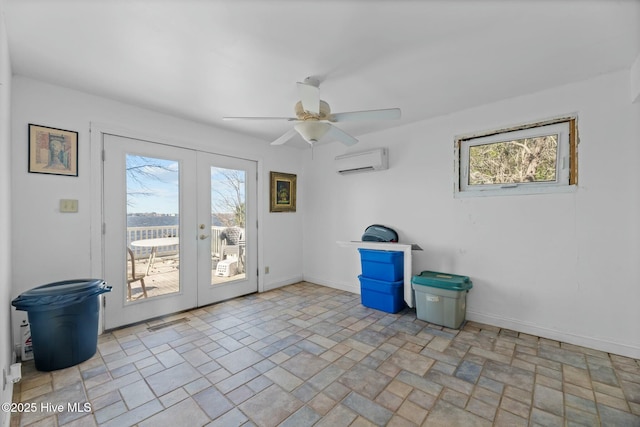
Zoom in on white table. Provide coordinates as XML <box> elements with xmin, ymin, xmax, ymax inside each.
<box><xmin>131</xmin><ymin>237</ymin><xmax>179</xmax><ymax>275</ymax></box>
<box><xmin>337</xmin><ymin>241</ymin><xmax>419</xmax><ymax>308</ymax></box>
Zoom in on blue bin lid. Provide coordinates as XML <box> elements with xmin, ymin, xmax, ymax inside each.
<box><xmin>12</xmin><ymin>279</ymin><xmax>111</xmax><ymax>311</ymax></box>
<box><xmin>411</xmin><ymin>271</ymin><xmax>472</xmax><ymax>291</ymax></box>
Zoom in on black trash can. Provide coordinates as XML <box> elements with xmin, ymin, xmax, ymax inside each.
<box><xmin>12</xmin><ymin>279</ymin><xmax>112</xmax><ymax>371</ymax></box>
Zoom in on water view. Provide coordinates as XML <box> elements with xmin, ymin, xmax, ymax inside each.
<box><xmin>127</xmin><ymin>213</ymin><xmax>226</xmax><ymax>228</ymax></box>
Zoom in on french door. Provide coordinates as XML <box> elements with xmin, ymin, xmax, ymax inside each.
<box><xmin>197</xmin><ymin>152</ymin><xmax>257</xmax><ymax>305</ymax></box>
<box><xmin>102</xmin><ymin>134</ymin><xmax>257</xmax><ymax>329</ymax></box>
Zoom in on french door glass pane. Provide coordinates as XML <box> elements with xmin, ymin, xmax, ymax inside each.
<box><xmin>210</xmin><ymin>167</ymin><xmax>246</xmax><ymax>285</ymax></box>
<box><xmin>125</xmin><ymin>154</ymin><xmax>180</xmax><ymax>301</ymax></box>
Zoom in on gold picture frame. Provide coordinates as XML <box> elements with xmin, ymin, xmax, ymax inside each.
<box><xmin>270</xmin><ymin>171</ymin><xmax>296</xmax><ymax>212</ymax></box>
<box><xmin>28</xmin><ymin>124</ymin><xmax>78</xmax><ymax>176</ymax></box>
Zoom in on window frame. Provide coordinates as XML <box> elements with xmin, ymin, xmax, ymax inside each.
<box><xmin>454</xmin><ymin>116</ymin><xmax>578</xmax><ymax>197</ymax></box>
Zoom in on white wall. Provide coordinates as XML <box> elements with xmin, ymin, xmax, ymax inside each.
<box><xmin>303</xmin><ymin>69</ymin><xmax>640</xmax><ymax>359</ymax></box>
<box><xmin>631</xmin><ymin>53</ymin><xmax>640</xmax><ymax>103</ymax></box>
<box><xmin>10</xmin><ymin>76</ymin><xmax>305</xmax><ymax>345</ymax></box>
<box><xmin>0</xmin><ymin>0</ymin><xmax>13</xmax><ymax>423</ymax></box>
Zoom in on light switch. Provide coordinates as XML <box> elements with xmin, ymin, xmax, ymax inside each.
<box><xmin>60</xmin><ymin>199</ymin><xmax>78</xmax><ymax>213</ymax></box>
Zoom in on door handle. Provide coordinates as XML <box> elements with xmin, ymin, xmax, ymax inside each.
<box><xmin>199</xmin><ymin>224</ymin><xmax>209</xmax><ymax>240</ymax></box>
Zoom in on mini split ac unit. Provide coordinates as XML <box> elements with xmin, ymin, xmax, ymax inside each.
<box><xmin>334</xmin><ymin>148</ymin><xmax>388</xmax><ymax>174</ymax></box>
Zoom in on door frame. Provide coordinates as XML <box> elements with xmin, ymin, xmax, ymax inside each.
<box><xmin>89</xmin><ymin>122</ymin><xmax>265</xmax><ymax>331</ymax></box>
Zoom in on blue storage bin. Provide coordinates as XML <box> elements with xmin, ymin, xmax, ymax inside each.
<box><xmin>358</xmin><ymin>275</ymin><xmax>405</xmax><ymax>313</ymax></box>
<box><xmin>358</xmin><ymin>249</ymin><xmax>404</xmax><ymax>281</ymax></box>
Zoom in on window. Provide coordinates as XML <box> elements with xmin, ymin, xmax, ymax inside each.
<box><xmin>455</xmin><ymin>117</ymin><xmax>578</xmax><ymax>197</ymax></box>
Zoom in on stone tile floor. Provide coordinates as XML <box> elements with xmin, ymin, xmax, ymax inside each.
<box><xmin>11</xmin><ymin>282</ymin><xmax>640</xmax><ymax>426</ymax></box>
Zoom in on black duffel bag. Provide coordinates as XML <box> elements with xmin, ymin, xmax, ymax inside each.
<box><xmin>362</xmin><ymin>224</ymin><xmax>398</xmax><ymax>242</ymax></box>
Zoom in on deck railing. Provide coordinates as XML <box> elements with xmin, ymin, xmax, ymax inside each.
<box><xmin>127</xmin><ymin>226</ymin><xmax>227</xmax><ymax>259</ymax></box>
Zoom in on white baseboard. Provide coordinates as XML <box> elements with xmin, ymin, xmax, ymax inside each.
<box><xmin>263</xmin><ymin>275</ymin><xmax>304</xmax><ymax>292</ymax></box>
<box><xmin>303</xmin><ymin>275</ymin><xmax>360</xmax><ymax>295</ymax></box>
<box><xmin>467</xmin><ymin>310</ymin><xmax>640</xmax><ymax>359</ymax></box>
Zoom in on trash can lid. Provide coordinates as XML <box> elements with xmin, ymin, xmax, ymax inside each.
<box><xmin>19</xmin><ymin>279</ymin><xmax>106</xmax><ymax>297</ymax></box>
<box><xmin>411</xmin><ymin>271</ymin><xmax>473</xmax><ymax>291</ymax></box>
<box><xmin>12</xmin><ymin>279</ymin><xmax>111</xmax><ymax>312</ymax></box>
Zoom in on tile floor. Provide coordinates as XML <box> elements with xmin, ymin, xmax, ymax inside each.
<box><xmin>10</xmin><ymin>282</ymin><xmax>640</xmax><ymax>427</ymax></box>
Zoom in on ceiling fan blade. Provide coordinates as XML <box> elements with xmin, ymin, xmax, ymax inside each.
<box><xmin>325</xmin><ymin>124</ymin><xmax>358</xmax><ymax>146</ymax></box>
<box><xmin>223</xmin><ymin>116</ymin><xmax>296</xmax><ymax>121</ymax></box>
<box><xmin>330</xmin><ymin>108</ymin><xmax>401</xmax><ymax>122</ymax></box>
<box><xmin>270</xmin><ymin>128</ymin><xmax>299</xmax><ymax>145</ymax></box>
<box><xmin>297</xmin><ymin>81</ymin><xmax>320</xmax><ymax>114</ymax></box>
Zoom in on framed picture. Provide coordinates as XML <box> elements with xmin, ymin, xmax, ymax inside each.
<box><xmin>28</xmin><ymin>124</ymin><xmax>78</xmax><ymax>176</ymax></box>
<box><xmin>270</xmin><ymin>171</ymin><xmax>297</xmax><ymax>212</ymax></box>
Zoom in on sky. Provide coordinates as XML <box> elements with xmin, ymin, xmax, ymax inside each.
<box><xmin>126</xmin><ymin>155</ymin><xmax>244</xmax><ymax>215</ymax></box>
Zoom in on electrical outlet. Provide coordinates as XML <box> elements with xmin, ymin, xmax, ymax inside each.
<box><xmin>265</xmin><ymin>266</ymin><xmax>270</xmax><ymax>274</ymax></box>
<box><xmin>60</xmin><ymin>199</ymin><xmax>78</xmax><ymax>213</ymax></box>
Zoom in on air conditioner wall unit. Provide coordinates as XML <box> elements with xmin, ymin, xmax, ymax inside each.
<box><xmin>335</xmin><ymin>148</ymin><xmax>388</xmax><ymax>174</ymax></box>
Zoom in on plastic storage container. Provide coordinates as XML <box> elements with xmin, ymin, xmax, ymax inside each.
<box><xmin>358</xmin><ymin>275</ymin><xmax>405</xmax><ymax>313</ymax></box>
<box><xmin>12</xmin><ymin>279</ymin><xmax>111</xmax><ymax>371</ymax></box>
<box><xmin>358</xmin><ymin>249</ymin><xmax>404</xmax><ymax>281</ymax></box>
<box><xmin>411</xmin><ymin>271</ymin><xmax>472</xmax><ymax>329</ymax></box>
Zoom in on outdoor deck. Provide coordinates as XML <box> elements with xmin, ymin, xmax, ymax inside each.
<box><xmin>128</xmin><ymin>255</ymin><xmax>246</xmax><ymax>301</ymax></box>
<box><xmin>126</xmin><ymin>223</ymin><xmax>246</xmax><ymax>301</ymax></box>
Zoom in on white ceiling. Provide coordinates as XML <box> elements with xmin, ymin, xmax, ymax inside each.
<box><xmin>4</xmin><ymin>0</ymin><xmax>640</xmax><ymax>147</ymax></box>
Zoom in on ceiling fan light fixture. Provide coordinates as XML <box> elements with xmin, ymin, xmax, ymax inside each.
<box><xmin>225</xmin><ymin>77</ymin><xmax>401</xmax><ymax>147</ymax></box>
<box><xmin>295</xmin><ymin>100</ymin><xmax>331</xmax><ymax>120</ymax></box>
<box><xmin>295</xmin><ymin>121</ymin><xmax>331</xmax><ymax>143</ymax></box>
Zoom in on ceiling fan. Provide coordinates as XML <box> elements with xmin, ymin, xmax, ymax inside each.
<box><xmin>223</xmin><ymin>77</ymin><xmax>401</xmax><ymax>147</ymax></box>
